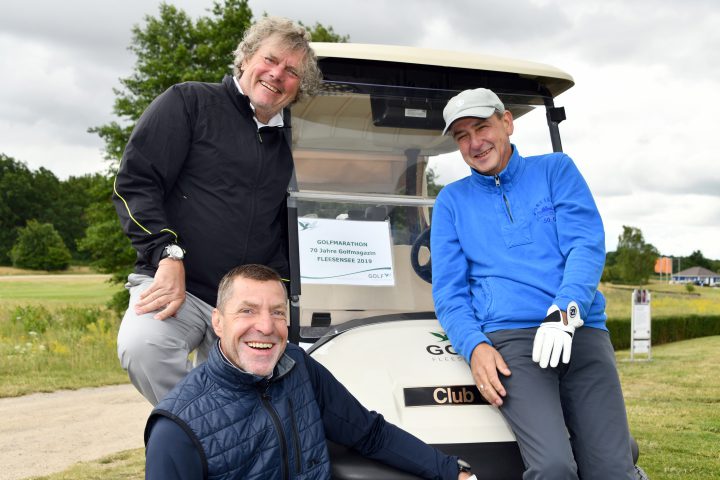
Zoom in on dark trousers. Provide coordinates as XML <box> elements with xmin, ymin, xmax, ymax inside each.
<box><xmin>486</xmin><ymin>327</ymin><xmax>635</xmax><ymax>480</ymax></box>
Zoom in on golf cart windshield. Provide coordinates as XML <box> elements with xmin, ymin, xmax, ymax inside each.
<box><xmin>288</xmin><ymin>44</ymin><xmax>573</xmax><ymax>343</ymax></box>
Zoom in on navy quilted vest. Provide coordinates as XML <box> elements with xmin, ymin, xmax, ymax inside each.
<box><xmin>149</xmin><ymin>343</ymin><xmax>331</xmax><ymax>479</ymax></box>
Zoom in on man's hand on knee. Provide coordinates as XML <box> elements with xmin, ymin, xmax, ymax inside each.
<box><xmin>532</xmin><ymin>301</ymin><xmax>584</xmax><ymax>368</ymax></box>
<box><xmin>135</xmin><ymin>259</ymin><xmax>187</xmax><ymax>320</ymax></box>
<box><xmin>470</xmin><ymin>343</ymin><xmax>511</xmax><ymax>407</ymax></box>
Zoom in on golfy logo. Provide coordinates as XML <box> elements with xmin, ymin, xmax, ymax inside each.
<box><xmin>298</xmin><ymin>220</ymin><xmax>317</xmax><ymax>231</ymax></box>
<box><xmin>426</xmin><ymin>331</ymin><xmax>458</xmax><ymax>356</ymax></box>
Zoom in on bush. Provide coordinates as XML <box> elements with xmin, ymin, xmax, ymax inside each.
<box><xmin>107</xmin><ymin>288</ymin><xmax>130</xmax><ymax>316</ymax></box>
<box><xmin>7</xmin><ymin>305</ymin><xmax>113</xmax><ymax>335</ymax></box>
<box><xmin>10</xmin><ymin>220</ymin><xmax>71</xmax><ymax>271</ymax></box>
<box><xmin>56</xmin><ymin>306</ymin><xmax>113</xmax><ymax>331</ymax></box>
<box><xmin>607</xmin><ymin>314</ymin><xmax>720</xmax><ymax>350</ymax></box>
<box><xmin>11</xmin><ymin>305</ymin><xmax>53</xmax><ymax>334</ymax></box>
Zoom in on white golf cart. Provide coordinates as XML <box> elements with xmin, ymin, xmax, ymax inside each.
<box><xmin>287</xmin><ymin>43</ymin><xmax>646</xmax><ymax>479</ymax></box>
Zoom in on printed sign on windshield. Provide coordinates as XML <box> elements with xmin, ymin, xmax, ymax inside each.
<box><xmin>298</xmin><ymin>218</ymin><xmax>395</xmax><ymax>286</ymax></box>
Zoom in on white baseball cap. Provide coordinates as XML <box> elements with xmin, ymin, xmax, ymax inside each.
<box><xmin>442</xmin><ymin>88</ymin><xmax>505</xmax><ymax>135</ymax></box>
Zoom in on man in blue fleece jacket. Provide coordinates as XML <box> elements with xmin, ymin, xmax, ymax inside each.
<box><xmin>145</xmin><ymin>264</ymin><xmax>475</xmax><ymax>480</ymax></box>
<box><xmin>431</xmin><ymin>88</ymin><xmax>635</xmax><ymax>479</ymax></box>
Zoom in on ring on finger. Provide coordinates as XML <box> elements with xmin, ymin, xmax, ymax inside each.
<box><xmin>479</xmin><ymin>384</ymin><xmax>485</xmax><ymax>390</ymax></box>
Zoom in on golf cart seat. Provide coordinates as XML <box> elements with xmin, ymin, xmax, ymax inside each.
<box><xmin>328</xmin><ymin>440</ymin><xmax>526</xmax><ymax>479</ymax></box>
<box><xmin>328</xmin><ymin>441</ymin><xmax>421</xmax><ymax>479</ymax></box>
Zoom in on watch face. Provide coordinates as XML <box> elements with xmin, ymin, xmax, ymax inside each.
<box><xmin>458</xmin><ymin>458</ymin><xmax>472</xmax><ymax>472</ymax></box>
<box><xmin>166</xmin><ymin>244</ymin><xmax>184</xmax><ymax>259</ymax></box>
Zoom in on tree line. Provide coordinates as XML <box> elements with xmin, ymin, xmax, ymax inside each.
<box><xmin>4</xmin><ymin>149</ymin><xmax>717</xmax><ymax>286</ymax></box>
<box><xmin>602</xmin><ymin>226</ymin><xmax>720</xmax><ymax>285</ymax></box>
<box><xmin>0</xmin><ymin>153</ymin><xmax>107</xmax><ymax>270</ymax></box>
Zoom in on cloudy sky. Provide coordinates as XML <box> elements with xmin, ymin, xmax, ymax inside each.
<box><xmin>1</xmin><ymin>0</ymin><xmax>719</xmax><ymax>260</ymax></box>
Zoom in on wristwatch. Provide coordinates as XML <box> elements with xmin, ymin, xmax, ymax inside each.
<box><xmin>458</xmin><ymin>458</ymin><xmax>476</xmax><ymax>478</ymax></box>
<box><xmin>160</xmin><ymin>243</ymin><xmax>185</xmax><ymax>261</ymax></box>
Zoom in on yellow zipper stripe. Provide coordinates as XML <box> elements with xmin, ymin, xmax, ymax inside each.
<box><xmin>160</xmin><ymin>228</ymin><xmax>179</xmax><ymax>240</ymax></box>
<box><xmin>113</xmin><ymin>175</ymin><xmax>177</xmax><ymax>240</ymax></box>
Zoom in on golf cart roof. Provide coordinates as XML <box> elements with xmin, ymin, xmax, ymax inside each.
<box><xmin>310</xmin><ymin>42</ymin><xmax>574</xmax><ymax>99</ymax></box>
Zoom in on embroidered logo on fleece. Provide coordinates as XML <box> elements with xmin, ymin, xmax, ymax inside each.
<box><xmin>534</xmin><ymin>198</ymin><xmax>556</xmax><ymax>223</ymax></box>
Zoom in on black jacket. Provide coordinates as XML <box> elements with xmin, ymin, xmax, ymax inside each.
<box><xmin>113</xmin><ymin>75</ymin><xmax>293</xmax><ymax>305</ymax></box>
<box><xmin>145</xmin><ymin>342</ymin><xmax>460</xmax><ymax>480</ymax></box>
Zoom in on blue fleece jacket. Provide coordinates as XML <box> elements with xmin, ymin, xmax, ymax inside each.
<box><xmin>431</xmin><ymin>146</ymin><xmax>607</xmax><ymax>362</ymax></box>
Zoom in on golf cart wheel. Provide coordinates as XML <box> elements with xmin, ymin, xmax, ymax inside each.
<box><xmin>410</xmin><ymin>228</ymin><xmax>432</xmax><ymax>283</ymax></box>
<box><xmin>634</xmin><ymin>465</ymin><xmax>649</xmax><ymax>480</ymax></box>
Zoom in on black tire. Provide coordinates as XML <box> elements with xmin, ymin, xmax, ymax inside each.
<box><xmin>634</xmin><ymin>465</ymin><xmax>649</xmax><ymax>480</ymax></box>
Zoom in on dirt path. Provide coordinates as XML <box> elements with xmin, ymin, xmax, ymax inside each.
<box><xmin>0</xmin><ymin>384</ymin><xmax>152</xmax><ymax>480</ymax></box>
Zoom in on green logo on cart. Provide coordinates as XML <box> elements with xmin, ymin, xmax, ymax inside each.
<box><xmin>426</xmin><ymin>331</ymin><xmax>458</xmax><ymax>356</ymax></box>
<box><xmin>429</xmin><ymin>331</ymin><xmax>448</xmax><ymax>342</ymax></box>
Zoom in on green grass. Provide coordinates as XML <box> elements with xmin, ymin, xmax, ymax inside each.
<box><xmin>0</xmin><ymin>271</ymin><xmax>127</xmax><ymax>397</ymax></box>
<box><xmin>600</xmin><ymin>279</ymin><xmax>720</xmax><ymax>320</ymax></box>
<box><xmin>617</xmin><ymin>337</ymin><xmax>720</xmax><ymax>479</ymax></box>
<box><xmin>0</xmin><ymin>274</ymin><xmax>116</xmax><ymax>309</ymax></box>
<box><xmin>27</xmin><ymin>450</ymin><xmax>145</xmax><ymax>480</ymax></box>
<box><xmin>30</xmin><ymin>338</ymin><xmax>720</xmax><ymax>480</ymax></box>
<box><xmin>0</xmin><ymin>304</ymin><xmax>129</xmax><ymax>397</ymax></box>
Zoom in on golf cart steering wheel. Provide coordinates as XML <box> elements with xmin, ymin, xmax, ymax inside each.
<box><xmin>411</xmin><ymin>228</ymin><xmax>432</xmax><ymax>283</ymax></box>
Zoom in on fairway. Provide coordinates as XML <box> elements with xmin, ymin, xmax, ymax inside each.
<box><xmin>0</xmin><ymin>274</ymin><xmax>115</xmax><ymax>307</ymax></box>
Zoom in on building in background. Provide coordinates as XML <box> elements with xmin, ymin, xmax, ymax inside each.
<box><xmin>671</xmin><ymin>266</ymin><xmax>720</xmax><ymax>286</ymax></box>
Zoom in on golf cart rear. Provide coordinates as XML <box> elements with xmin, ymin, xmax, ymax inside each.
<box><xmin>286</xmin><ymin>43</ymin><xmax>644</xmax><ymax>479</ymax></box>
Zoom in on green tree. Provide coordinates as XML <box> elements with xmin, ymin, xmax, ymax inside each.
<box><xmin>711</xmin><ymin>259</ymin><xmax>720</xmax><ymax>273</ymax></box>
<box><xmin>426</xmin><ymin>167</ymin><xmax>443</xmax><ymax>197</ymax></box>
<box><xmin>614</xmin><ymin>226</ymin><xmax>659</xmax><ymax>284</ymax></box>
<box><xmin>0</xmin><ymin>154</ymin><xmax>34</xmax><ymax>264</ymax></box>
<box><xmin>600</xmin><ymin>250</ymin><xmax>620</xmax><ymax>283</ymax></box>
<box><xmin>685</xmin><ymin>250</ymin><xmax>713</xmax><ymax>271</ymax></box>
<box><xmin>54</xmin><ymin>173</ymin><xmax>106</xmax><ymax>261</ymax></box>
<box><xmin>0</xmin><ymin>155</ymin><xmax>67</xmax><ymax>264</ymax></box>
<box><xmin>0</xmin><ymin>154</ymin><xmax>102</xmax><ymax>264</ymax></box>
<box><xmin>10</xmin><ymin>220</ymin><xmax>72</xmax><ymax>271</ymax></box>
<box><xmin>299</xmin><ymin>21</ymin><xmax>350</xmax><ymax>42</ymax></box>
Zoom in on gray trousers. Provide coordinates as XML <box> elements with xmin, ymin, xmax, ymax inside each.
<box><xmin>486</xmin><ymin>327</ymin><xmax>635</xmax><ymax>480</ymax></box>
<box><xmin>117</xmin><ymin>274</ymin><xmax>216</xmax><ymax>405</ymax></box>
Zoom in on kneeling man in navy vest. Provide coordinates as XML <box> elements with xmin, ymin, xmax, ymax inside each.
<box><xmin>145</xmin><ymin>264</ymin><xmax>475</xmax><ymax>480</ymax></box>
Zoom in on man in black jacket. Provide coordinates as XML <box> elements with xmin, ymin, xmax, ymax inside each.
<box><xmin>145</xmin><ymin>264</ymin><xmax>476</xmax><ymax>480</ymax></box>
<box><xmin>113</xmin><ymin>16</ymin><xmax>322</xmax><ymax>405</ymax></box>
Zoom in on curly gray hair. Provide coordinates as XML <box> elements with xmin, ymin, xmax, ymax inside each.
<box><xmin>233</xmin><ymin>16</ymin><xmax>322</xmax><ymax>104</ymax></box>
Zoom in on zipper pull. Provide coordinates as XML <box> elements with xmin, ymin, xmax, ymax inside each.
<box><xmin>494</xmin><ymin>175</ymin><xmax>501</xmax><ymax>187</ymax></box>
<box><xmin>258</xmin><ymin>378</ymin><xmax>270</xmax><ymax>397</ymax></box>
<box><xmin>257</xmin><ymin>130</ymin><xmax>263</xmax><ymax>143</ymax></box>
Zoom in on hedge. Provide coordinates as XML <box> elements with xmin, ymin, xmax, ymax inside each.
<box><xmin>606</xmin><ymin>315</ymin><xmax>720</xmax><ymax>350</ymax></box>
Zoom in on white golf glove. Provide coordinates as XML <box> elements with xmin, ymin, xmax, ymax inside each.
<box><xmin>532</xmin><ymin>301</ymin><xmax>584</xmax><ymax>368</ymax></box>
